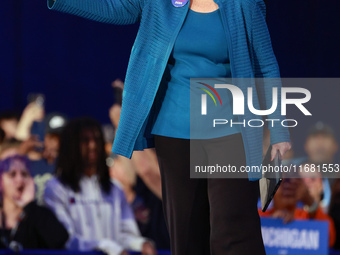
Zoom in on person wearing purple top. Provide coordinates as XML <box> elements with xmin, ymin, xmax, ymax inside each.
<box><xmin>43</xmin><ymin>117</ymin><xmax>157</xmax><ymax>255</ymax></box>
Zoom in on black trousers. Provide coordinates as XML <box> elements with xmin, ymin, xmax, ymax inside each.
<box><xmin>154</xmin><ymin>133</ymin><xmax>266</xmax><ymax>255</ymax></box>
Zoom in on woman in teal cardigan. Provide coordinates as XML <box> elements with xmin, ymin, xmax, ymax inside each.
<box><xmin>48</xmin><ymin>0</ymin><xmax>291</xmax><ymax>254</ymax></box>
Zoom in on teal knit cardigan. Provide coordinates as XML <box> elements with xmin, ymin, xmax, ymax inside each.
<box><xmin>48</xmin><ymin>0</ymin><xmax>291</xmax><ymax>180</ymax></box>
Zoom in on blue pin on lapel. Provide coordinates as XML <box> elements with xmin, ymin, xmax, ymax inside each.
<box><xmin>172</xmin><ymin>0</ymin><xmax>188</xmax><ymax>7</ymax></box>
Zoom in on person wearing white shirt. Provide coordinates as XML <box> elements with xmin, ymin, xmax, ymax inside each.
<box><xmin>43</xmin><ymin>117</ymin><xmax>156</xmax><ymax>255</ymax></box>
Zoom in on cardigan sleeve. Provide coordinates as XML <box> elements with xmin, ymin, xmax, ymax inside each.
<box><xmin>251</xmin><ymin>0</ymin><xmax>291</xmax><ymax>145</ymax></box>
<box><xmin>47</xmin><ymin>0</ymin><xmax>145</xmax><ymax>25</ymax></box>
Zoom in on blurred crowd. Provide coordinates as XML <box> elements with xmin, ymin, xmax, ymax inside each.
<box><xmin>261</xmin><ymin>122</ymin><xmax>339</xmax><ymax>248</ymax></box>
<box><xmin>0</xmin><ymin>80</ymin><xmax>166</xmax><ymax>255</ymax></box>
<box><xmin>0</xmin><ymin>79</ymin><xmax>339</xmax><ymax>254</ymax></box>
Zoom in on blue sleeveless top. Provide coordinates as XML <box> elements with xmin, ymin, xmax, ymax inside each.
<box><xmin>151</xmin><ymin>8</ymin><xmax>241</xmax><ymax>139</ymax></box>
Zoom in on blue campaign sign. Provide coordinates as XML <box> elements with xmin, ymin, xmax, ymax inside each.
<box><xmin>260</xmin><ymin>217</ymin><xmax>329</xmax><ymax>255</ymax></box>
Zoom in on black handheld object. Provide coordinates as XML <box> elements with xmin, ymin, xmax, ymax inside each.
<box><xmin>259</xmin><ymin>145</ymin><xmax>283</xmax><ymax>212</ymax></box>
<box><xmin>113</xmin><ymin>87</ymin><xmax>123</xmax><ymax>106</ymax></box>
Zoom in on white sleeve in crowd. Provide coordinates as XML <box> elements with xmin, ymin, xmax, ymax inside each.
<box><xmin>42</xmin><ymin>178</ymin><xmax>125</xmax><ymax>255</ymax></box>
<box><xmin>117</xmin><ymin>187</ymin><xmax>149</xmax><ymax>251</ymax></box>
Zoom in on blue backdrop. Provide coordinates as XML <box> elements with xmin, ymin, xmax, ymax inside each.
<box><xmin>0</xmin><ymin>0</ymin><xmax>139</xmax><ymax>122</ymax></box>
